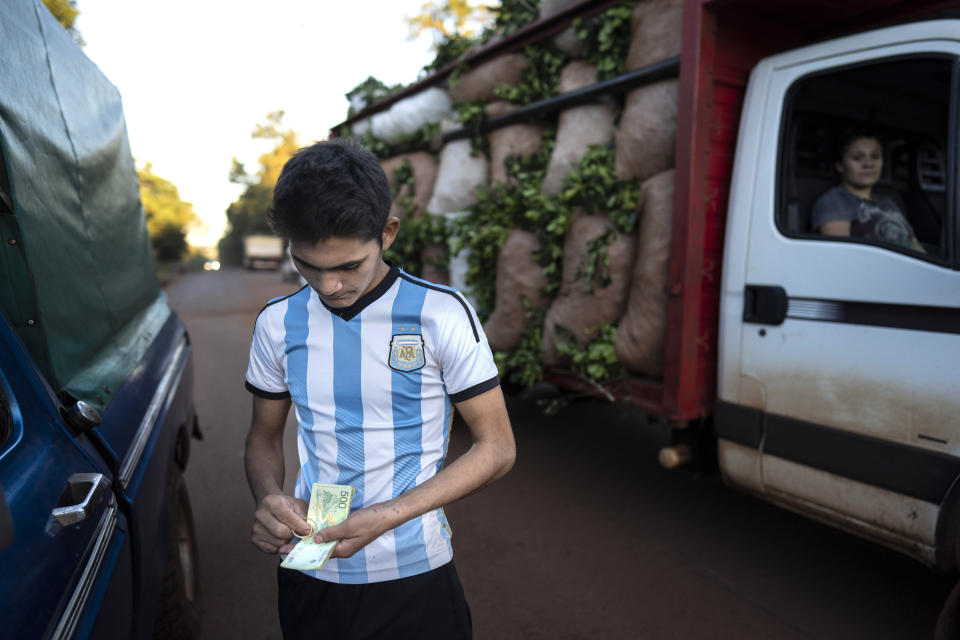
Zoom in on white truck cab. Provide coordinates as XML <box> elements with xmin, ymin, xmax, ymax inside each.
<box><xmin>718</xmin><ymin>20</ymin><xmax>960</xmax><ymax>569</ymax></box>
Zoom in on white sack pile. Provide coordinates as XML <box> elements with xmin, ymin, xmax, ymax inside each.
<box><xmin>615</xmin><ymin>79</ymin><xmax>678</xmax><ymax>181</ymax></box>
<box><xmin>449</xmin><ymin>53</ymin><xmax>529</xmax><ymax>103</ymax></box>
<box><xmin>352</xmin><ymin>88</ymin><xmax>452</xmax><ymax>144</ymax></box>
<box><xmin>484</xmin><ymin>230</ymin><xmax>550</xmax><ymax>351</ymax></box>
<box><xmin>381</xmin><ymin>152</ymin><xmax>438</xmax><ymax>220</ymax></box>
<box><xmin>486</xmin><ymin>101</ymin><xmax>544</xmax><ymax>185</ymax></box>
<box><xmin>541</xmin><ymin>62</ymin><xmax>616</xmax><ymax>196</ymax></box>
<box><xmin>615</xmin><ymin>169</ymin><xmax>674</xmax><ymax>377</ymax></box>
<box><xmin>542</xmin><ymin>212</ymin><xmax>637</xmax><ymax>367</ymax></box>
<box><xmin>426</xmin><ymin>119</ymin><xmax>489</xmax><ymax>215</ymax></box>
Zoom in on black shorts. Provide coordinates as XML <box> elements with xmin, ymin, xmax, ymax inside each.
<box><xmin>277</xmin><ymin>562</ymin><xmax>472</xmax><ymax>640</ymax></box>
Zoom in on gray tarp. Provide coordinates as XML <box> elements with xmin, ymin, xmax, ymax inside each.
<box><xmin>0</xmin><ymin>0</ymin><xmax>168</xmax><ymax>412</ymax></box>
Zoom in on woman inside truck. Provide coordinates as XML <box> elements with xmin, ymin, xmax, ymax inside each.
<box><xmin>811</xmin><ymin>132</ymin><xmax>925</xmax><ymax>252</ymax></box>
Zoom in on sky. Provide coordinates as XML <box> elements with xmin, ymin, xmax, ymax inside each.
<box><xmin>76</xmin><ymin>0</ymin><xmax>439</xmax><ymax>249</ymax></box>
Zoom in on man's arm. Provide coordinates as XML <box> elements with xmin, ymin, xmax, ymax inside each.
<box><xmin>316</xmin><ymin>385</ymin><xmax>516</xmax><ymax>558</ymax></box>
<box><xmin>245</xmin><ymin>394</ymin><xmax>312</xmax><ymax>554</ymax></box>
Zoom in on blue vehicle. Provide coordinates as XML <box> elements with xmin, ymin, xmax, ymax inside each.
<box><xmin>0</xmin><ymin>2</ymin><xmax>201</xmax><ymax>638</ymax></box>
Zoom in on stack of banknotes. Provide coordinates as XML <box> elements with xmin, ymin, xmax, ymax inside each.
<box><xmin>280</xmin><ymin>483</ymin><xmax>356</xmax><ymax>571</ymax></box>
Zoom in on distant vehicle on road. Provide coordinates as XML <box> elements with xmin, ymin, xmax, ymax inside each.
<box><xmin>0</xmin><ymin>3</ymin><xmax>202</xmax><ymax>638</ymax></box>
<box><xmin>243</xmin><ymin>234</ymin><xmax>284</xmax><ymax>270</ymax></box>
<box><xmin>280</xmin><ymin>247</ymin><xmax>306</xmax><ymax>285</ymax></box>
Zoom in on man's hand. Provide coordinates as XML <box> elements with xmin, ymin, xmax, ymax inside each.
<box><xmin>314</xmin><ymin>503</ymin><xmax>396</xmax><ymax>559</ymax></box>
<box><xmin>251</xmin><ymin>493</ymin><xmax>311</xmax><ymax>555</ymax></box>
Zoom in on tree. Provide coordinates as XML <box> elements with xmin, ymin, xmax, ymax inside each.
<box><xmin>218</xmin><ymin>112</ymin><xmax>299</xmax><ymax>265</ymax></box>
<box><xmin>405</xmin><ymin>0</ymin><xmax>493</xmax><ymax>43</ymax></box>
<box><xmin>138</xmin><ymin>163</ymin><xmax>198</xmax><ymax>261</ymax></box>
<box><xmin>41</xmin><ymin>0</ymin><xmax>84</xmax><ymax>45</ymax></box>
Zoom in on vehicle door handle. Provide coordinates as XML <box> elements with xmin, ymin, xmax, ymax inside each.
<box><xmin>52</xmin><ymin>473</ymin><xmax>109</xmax><ymax>527</ymax></box>
<box><xmin>743</xmin><ymin>285</ymin><xmax>788</xmax><ymax>325</ymax></box>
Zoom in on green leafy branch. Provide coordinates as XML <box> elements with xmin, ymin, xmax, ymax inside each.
<box><xmin>554</xmin><ymin>323</ymin><xmax>626</xmax><ymax>384</ymax></box>
<box><xmin>494</xmin><ymin>301</ymin><xmax>545</xmax><ymax>389</ymax></box>
<box><xmin>454</xmin><ymin>100</ymin><xmax>489</xmax><ymax>156</ymax></box>
<box><xmin>573</xmin><ymin>3</ymin><xmax>637</xmax><ymax>81</ymax></box>
<box><xmin>494</xmin><ymin>45</ymin><xmax>569</xmax><ymax>105</ymax></box>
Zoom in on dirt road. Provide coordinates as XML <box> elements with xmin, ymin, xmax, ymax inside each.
<box><xmin>168</xmin><ymin>268</ymin><xmax>951</xmax><ymax>639</ymax></box>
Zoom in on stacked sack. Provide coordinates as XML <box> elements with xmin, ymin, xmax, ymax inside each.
<box><xmin>362</xmin><ymin>0</ymin><xmax>683</xmax><ymax>380</ymax></box>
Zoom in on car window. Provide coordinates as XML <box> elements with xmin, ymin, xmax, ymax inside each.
<box><xmin>0</xmin><ymin>389</ymin><xmax>10</xmax><ymax>451</ymax></box>
<box><xmin>777</xmin><ymin>55</ymin><xmax>955</xmax><ymax>264</ymax></box>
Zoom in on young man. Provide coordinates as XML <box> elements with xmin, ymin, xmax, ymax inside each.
<box><xmin>243</xmin><ymin>138</ymin><xmax>515</xmax><ymax>639</ymax></box>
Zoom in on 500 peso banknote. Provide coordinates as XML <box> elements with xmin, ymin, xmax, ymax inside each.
<box><xmin>280</xmin><ymin>483</ymin><xmax>356</xmax><ymax>571</ymax></box>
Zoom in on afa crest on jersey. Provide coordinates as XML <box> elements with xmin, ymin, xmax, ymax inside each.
<box><xmin>389</xmin><ymin>333</ymin><xmax>425</xmax><ymax>372</ymax></box>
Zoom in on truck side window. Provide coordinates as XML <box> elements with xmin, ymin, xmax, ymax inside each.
<box><xmin>778</xmin><ymin>56</ymin><xmax>954</xmax><ymax>261</ymax></box>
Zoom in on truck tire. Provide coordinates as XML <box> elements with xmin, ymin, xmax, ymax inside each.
<box><xmin>153</xmin><ymin>471</ymin><xmax>202</xmax><ymax>639</ymax></box>
<box><xmin>935</xmin><ymin>580</ymin><xmax>960</xmax><ymax>640</ymax></box>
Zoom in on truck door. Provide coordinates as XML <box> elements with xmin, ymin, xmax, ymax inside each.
<box><xmin>719</xmin><ymin>25</ymin><xmax>960</xmax><ymax>561</ymax></box>
<box><xmin>0</xmin><ymin>325</ymin><xmax>133</xmax><ymax>639</ymax></box>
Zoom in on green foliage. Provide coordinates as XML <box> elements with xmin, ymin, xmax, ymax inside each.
<box><xmin>451</xmin><ymin>131</ymin><xmax>556</xmax><ymax>318</ymax></box>
<box><xmin>426</xmin><ymin>35</ymin><xmax>480</xmax><ymax>76</ymax></box>
<box><xmin>137</xmin><ymin>163</ymin><xmax>197</xmax><ymax>261</ymax></box>
<box><xmin>557</xmin><ymin>143</ymin><xmax>640</xmax><ymax>296</ymax></box>
<box><xmin>494</xmin><ymin>301</ymin><xmax>545</xmax><ymax>388</ymax></box>
<box><xmin>454</xmin><ymin>100</ymin><xmax>489</xmax><ymax>156</ymax></box>
<box><xmin>573</xmin><ymin>3</ymin><xmax>636</xmax><ymax>81</ymax></box>
<box><xmin>218</xmin><ymin>113</ymin><xmax>298</xmax><ymax>265</ymax></box>
<box><xmin>346</xmin><ymin>76</ymin><xmax>404</xmax><ymax>116</ymax></box>
<box><xmin>493</xmin><ymin>46</ymin><xmax>568</xmax><ymax>105</ymax></box>
<box><xmin>489</xmin><ymin>0</ymin><xmax>539</xmax><ymax>35</ymax></box>
<box><xmin>554</xmin><ymin>323</ymin><xmax>625</xmax><ymax>382</ymax></box>
<box><xmin>557</xmin><ymin>144</ymin><xmax>640</xmax><ymax>233</ymax></box>
<box><xmin>384</xmin><ymin>215</ymin><xmax>450</xmax><ymax>277</ymax></box>
<box><xmin>390</xmin><ymin>159</ymin><xmax>417</xmax><ymax>217</ymax></box>
<box><xmin>451</xmin><ymin>137</ymin><xmax>641</xmax><ymax>389</ymax></box>
<box><xmin>382</xmin><ymin>159</ymin><xmax>452</xmax><ymax>275</ymax></box>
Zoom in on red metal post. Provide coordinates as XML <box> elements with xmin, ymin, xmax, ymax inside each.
<box><xmin>662</xmin><ymin>0</ymin><xmax>716</xmax><ymax>423</ymax></box>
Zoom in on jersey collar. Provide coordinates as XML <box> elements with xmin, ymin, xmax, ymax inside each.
<box><xmin>318</xmin><ymin>262</ymin><xmax>399</xmax><ymax>321</ymax></box>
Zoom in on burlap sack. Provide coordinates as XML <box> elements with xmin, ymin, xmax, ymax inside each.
<box><xmin>484</xmin><ymin>230</ymin><xmax>549</xmax><ymax>351</ymax></box>
<box><xmin>542</xmin><ymin>212</ymin><xmax>637</xmax><ymax>367</ymax></box>
<box><xmin>381</xmin><ymin>152</ymin><xmax>438</xmax><ymax>220</ymax></box>
<box><xmin>625</xmin><ymin>0</ymin><xmax>683</xmax><ymax>71</ymax></box>
<box><xmin>449</xmin><ymin>53</ymin><xmax>528</xmax><ymax>103</ymax></box>
<box><xmin>426</xmin><ymin>121</ymin><xmax>489</xmax><ymax>214</ymax></box>
<box><xmin>541</xmin><ymin>62</ymin><xmax>616</xmax><ymax>196</ymax></box>
<box><xmin>615</xmin><ymin>169</ymin><xmax>674</xmax><ymax>378</ymax></box>
<box><xmin>420</xmin><ymin>242</ymin><xmax>450</xmax><ymax>285</ymax></box>
<box><xmin>615</xmin><ymin>79</ymin><xmax>678</xmax><ymax>182</ymax></box>
<box><xmin>540</xmin><ymin>0</ymin><xmax>585</xmax><ymax>58</ymax></box>
<box><xmin>486</xmin><ymin>101</ymin><xmax>544</xmax><ymax>185</ymax></box>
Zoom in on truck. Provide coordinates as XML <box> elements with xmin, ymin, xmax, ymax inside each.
<box><xmin>336</xmin><ymin>0</ymin><xmax>960</xmax><ymax>632</ymax></box>
<box><xmin>243</xmin><ymin>233</ymin><xmax>285</xmax><ymax>270</ymax></box>
<box><xmin>0</xmin><ymin>2</ymin><xmax>202</xmax><ymax>638</ymax></box>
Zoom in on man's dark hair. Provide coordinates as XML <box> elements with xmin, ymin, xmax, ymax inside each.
<box><xmin>269</xmin><ymin>138</ymin><xmax>391</xmax><ymax>243</ymax></box>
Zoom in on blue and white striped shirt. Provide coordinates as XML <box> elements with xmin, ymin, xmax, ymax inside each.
<box><xmin>245</xmin><ymin>265</ymin><xmax>499</xmax><ymax>583</ymax></box>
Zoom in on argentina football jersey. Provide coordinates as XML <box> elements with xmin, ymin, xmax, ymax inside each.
<box><xmin>245</xmin><ymin>265</ymin><xmax>499</xmax><ymax>584</ymax></box>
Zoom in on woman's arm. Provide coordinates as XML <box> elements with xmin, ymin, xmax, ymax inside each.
<box><xmin>819</xmin><ymin>220</ymin><xmax>851</xmax><ymax>237</ymax></box>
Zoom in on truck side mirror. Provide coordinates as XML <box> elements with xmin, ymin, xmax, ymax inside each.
<box><xmin>0</xmin><ymin>482</ymin><xmax>13</xmax><ymax>552</ymax></box>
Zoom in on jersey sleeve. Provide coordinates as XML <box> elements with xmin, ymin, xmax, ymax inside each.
<box><xmin>433</xmin><ymin>292</ymin><xmax>499</xmax><ymax>403</ymax></box>
<box><xmin>245</xmin><ymin>308</ymin><xmax>290</xmax><ymax>399</ymax></box>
